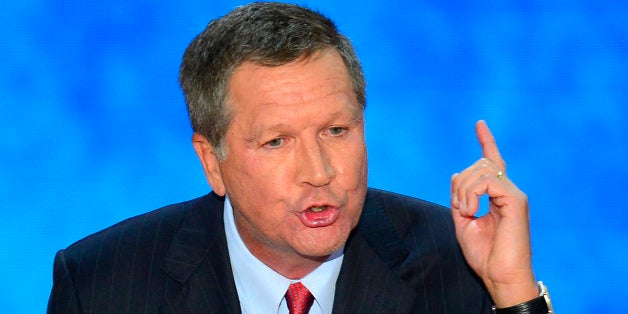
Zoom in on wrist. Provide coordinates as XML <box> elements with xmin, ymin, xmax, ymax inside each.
<box><xmin>486</xmin><ymin>278</ymin><xmax>538</xmax><ymax>308</ymax></box>
<box><xmin>492</xmin><ymin>281</ymin><xmax>553</xmax><ymax>314</ymax></box>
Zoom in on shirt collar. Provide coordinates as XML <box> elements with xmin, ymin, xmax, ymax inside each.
<box><xmin>224</xmin><ymin>196</ymin><xmax>343</xmax><ymax>313</ymax></box>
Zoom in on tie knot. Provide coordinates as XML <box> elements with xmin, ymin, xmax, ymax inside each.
<box><xmin>285</xmin><ymin>282</ymin><xmax>314</xmax><ymax>314</ymax></box>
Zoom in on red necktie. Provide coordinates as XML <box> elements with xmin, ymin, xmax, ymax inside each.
<box><xmin>285</xmin><ymin>282</ymin><xmax>314</xmax><ymax>314</ymax></box>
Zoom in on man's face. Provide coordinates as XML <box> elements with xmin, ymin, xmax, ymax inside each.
<box><xmin>213</xmin><ymin>49</ymin><xmax>368</xmax><ymax>267</ymax></box>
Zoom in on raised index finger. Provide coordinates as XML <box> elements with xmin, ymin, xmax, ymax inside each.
<box><xmin>476</xmin><ymin>120</ymin><xmax>506</xmax><ymax>170</ymax></box>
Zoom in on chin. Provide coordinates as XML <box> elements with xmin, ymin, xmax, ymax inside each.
<box><xmin>296</xmin><ymin>231</ymin><xmax>348</xmax><ymax>258</ymax></box>
<box><xmin>298</xmin><ymin>246</ymin><xmax>341</xmax><ymax>260</ymax></box>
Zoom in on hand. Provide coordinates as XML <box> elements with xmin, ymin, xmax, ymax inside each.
<box><xmin>450</xmin><ymin>120</ymin><xmax>538</xmax><ymax>307</ymax></box>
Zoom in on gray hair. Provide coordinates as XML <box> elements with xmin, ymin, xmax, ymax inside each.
<box><xmin>179</xmin><ymin>2</ymin><xmax>366</xmax><ymax>159</ymax></box>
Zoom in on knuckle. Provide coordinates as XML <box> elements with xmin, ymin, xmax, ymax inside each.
<box><xmin>476</xmin><ymin>158</ymin><xmax>492</xmax><ymax>169</ymax></box>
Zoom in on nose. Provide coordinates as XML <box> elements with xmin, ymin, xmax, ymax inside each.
<box><xmin>295</xmin><ymin>138</ymin><xmax>335</xmax><ymax>187</ymax></box>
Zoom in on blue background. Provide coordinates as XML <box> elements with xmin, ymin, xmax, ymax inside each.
<box><xmin>2</xmin><ymin>0</ymin><xmax>627</xmax><ymax>312</ymax></box>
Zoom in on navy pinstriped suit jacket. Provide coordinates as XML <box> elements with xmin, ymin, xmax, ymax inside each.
<box><xmin>48</xmin><ymin>188</ymin><xmax>492</xmax><ymax>313</ymax></box>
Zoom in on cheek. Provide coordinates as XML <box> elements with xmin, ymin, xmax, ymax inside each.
<box><xmin>225</xmin><ymin>152</ymin><xmax>280</xmax><ymax>184</ymax></box>
<box><xmin>222</xmin><ymin>154</ymin><xmax>294</xmax><ymax>209</ymax></box>
<box><xmin>246</xmin><ymin>159</ymin><xmax>293</xmax><ymax>196</ymax></box>
<box><xmin>336</xmin><ymin>145</ymin><xmax>368</xmax><ymax>187</ymax></box>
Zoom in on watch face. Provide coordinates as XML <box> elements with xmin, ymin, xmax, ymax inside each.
<box><xmin>537</xmin><ymin>281</ymin><xmax>553</xmax><ymax>313</ymax></box>
<box><xmin>544</xmin><ymin>294</ymin><xmax>554</xmax><ymax>313</ymax></box>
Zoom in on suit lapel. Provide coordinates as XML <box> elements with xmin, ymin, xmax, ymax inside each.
<box><xmin>332</xmin><ymin>189</ymin><xmax>417</xmax><ymax>313</ymax></box>
<box><xmin>159</xmin><ymin>193</ymin><xmax>241</xmax><ymax>314</ymax></box>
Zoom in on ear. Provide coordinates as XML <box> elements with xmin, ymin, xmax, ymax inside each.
<box><xmin>192</xmin><ymin>133</ymin><xmax>226</xmax><ymax>196</ymax></box>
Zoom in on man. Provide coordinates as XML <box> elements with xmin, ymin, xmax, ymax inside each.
<box><xmin>48</xmin><ymin>2</ymin><xmax>551</xmax><ymax>313</ymax></box>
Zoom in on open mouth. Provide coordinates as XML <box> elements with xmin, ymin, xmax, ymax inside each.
<box><xmin>298</xmin><ymin>204</ymin><xmax>339</xmax><ymax>227</ymax></box>
<box><xmin>309</xmin><ymin>205</ymin><xmax>328</xmax><ymax>213</ymax></box>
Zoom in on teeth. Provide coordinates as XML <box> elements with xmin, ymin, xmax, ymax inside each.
<box><xmin>311</xmin><ymin>206</ymin><xmax>325</xmax><ymax>212</ymax></box>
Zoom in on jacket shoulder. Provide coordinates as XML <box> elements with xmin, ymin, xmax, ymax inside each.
<box><xmin>49</xmin><ymin>193</ymin><xmax>225</xmax><ymax>313</ymax></box>
<box><xmin>365</xmin><ymin>188</ymin><xmax>453</xmax><ymax>237</ymax></box>
<box><xmin>64</xmin><ymin>196</ymin><xmax>198</xmax><ymax>256</ymax></box>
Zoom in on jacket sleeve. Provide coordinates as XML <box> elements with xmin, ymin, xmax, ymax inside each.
<box><xmin>48</xmin><ymin>250</ymin><xmax>82</xmax><ymax>314</ymax></box>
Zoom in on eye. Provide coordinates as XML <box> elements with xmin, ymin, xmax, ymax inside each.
<box><xmin>264</xmin><ymin>137</ymin><xmax>285</xmax><ymax>148</ymax></box>
<box><xmin>327</xmin><ymin>126</ymin><xmax>347</xmax><ymax>136</ymax></box>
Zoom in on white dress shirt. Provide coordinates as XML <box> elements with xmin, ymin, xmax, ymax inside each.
<box><xmin>224</xmin><ymin>197</ymin><xmax>344</xmax><ymax>314</ymax></box>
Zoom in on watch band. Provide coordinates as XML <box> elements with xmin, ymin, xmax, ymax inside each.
<box><xmin>492</xmin><ymin>281</ymin><xmax>553</xmax><ymax>314</ymax></box>
<box><xmin>492</xmin><ymin>296</ymin><xmax>548</xmax><ymax>314</ymax></box>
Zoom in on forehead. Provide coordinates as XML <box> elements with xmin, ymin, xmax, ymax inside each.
<box><xmin>226</xmin><ymin>49</ymin><xmax>360</xmax><ymax>120</ymax></box>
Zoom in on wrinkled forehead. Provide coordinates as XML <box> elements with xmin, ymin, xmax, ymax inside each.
<box><xmin>225</xmin><ymin>48</ymin><xmax>359</xmax><ymax>111</ymax></box>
